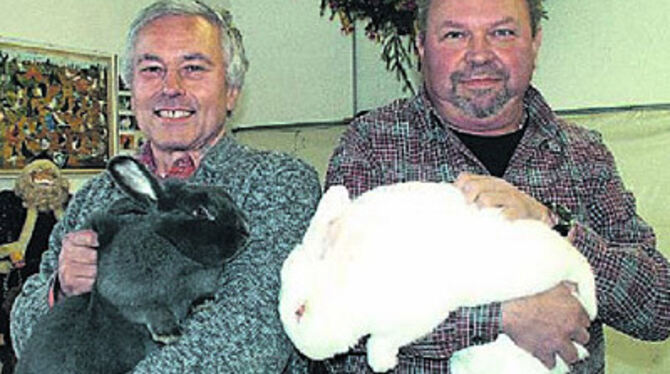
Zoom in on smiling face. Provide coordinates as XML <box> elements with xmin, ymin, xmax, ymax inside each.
<box><xmin>131</xmin><ymin>15</ymin><xmax>239</xmax><ymax>153</ymax></box>
<box><xmin>417</xmin><ymin>0</ymin><xmax>542</xmax><ymax>135</ymax></box>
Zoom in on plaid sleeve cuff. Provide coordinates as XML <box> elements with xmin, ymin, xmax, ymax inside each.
<box><xmin>460</xmin><ymin>303</ymin><xmax>503</xmax><ymax>345</ymax></box>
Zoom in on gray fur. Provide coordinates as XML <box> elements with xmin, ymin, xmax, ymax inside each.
<box><xmin>16</xmin><ymin>155</ymin><xmax>249</xmax><ymax>374</ymax></box>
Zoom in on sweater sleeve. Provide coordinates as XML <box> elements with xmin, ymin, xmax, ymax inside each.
<box><xmin>130</xmin><ymin>156</ymin><xmax>321</xmax><ymax>373</ymax></box>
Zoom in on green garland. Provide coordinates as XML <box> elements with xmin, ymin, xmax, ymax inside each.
<box><xmin>320</xmin><ymin>0</ymin><xmax>419</xmax><ymax>93</ymax></box>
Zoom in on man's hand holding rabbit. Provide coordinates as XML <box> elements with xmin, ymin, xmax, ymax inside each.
<box><xmin>454</xmin><ymin>172</ymin><xmax>555</xmax><ymax>226</ymax></box>
<box><xmin>501</xmin><ymin>282</ymin><xmax>591</xmax><ymax>369</ymax></box>
<box><xmin>454</xmin><ymin>173</ymin><xmax>591</xmax><ymax>368</ymax></box>
<box><xmin>57</xmin><ymin>230</ymin><xmax>98</xmax><ymax>299</ymax></box>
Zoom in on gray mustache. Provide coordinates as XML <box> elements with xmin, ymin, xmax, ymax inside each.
<box><xmin>451</xmin><ymin>61</ymin><xmax>509</xmax><ymax>82</ymax></box>
<box><xmin>152</xmin><ymin>96</ymin><xmax>196</xmax><ymax>109</ymax></box>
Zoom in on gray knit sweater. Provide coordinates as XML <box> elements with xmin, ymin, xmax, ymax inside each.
<box><xmin>10</xmin><ymin>136</ymin><xmax>322</xmax><ymax>373</ymax></box>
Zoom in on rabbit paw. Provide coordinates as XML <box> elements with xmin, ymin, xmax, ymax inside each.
<box><xmin>189</xmin><ymin>295</ymin><xmax>215</xmax><ymax>314</ymax></box>
<box><xmin>148</xmin><ymin>324</ymin><xmax>181</xmax><ymax>345</ymax></box>
<box><xmin>366</xmin><ymin>336</ymin><xmax>400</xmax><ymax>373</ymax></box>
<box><xmin>145</xmin><ymin>309</ymin><xmax>182</xmax><ymax>345</ymax></box>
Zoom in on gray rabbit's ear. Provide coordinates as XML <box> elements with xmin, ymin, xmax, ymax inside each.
<box><xmin>107</xmin><ymin>155</ymin><xmax>163</xmax><ymax>205</ymax></box>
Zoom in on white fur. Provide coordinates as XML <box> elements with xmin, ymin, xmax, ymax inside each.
<box><xmin>279</xmin><ymin>182</ymin><xmax>597</xmax><ymax>373</ymax></box>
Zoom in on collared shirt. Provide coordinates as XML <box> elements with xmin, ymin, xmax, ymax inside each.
<box><xmin>137</xmin><ymin>143</ymin><xmax>196</xmax><ymax>180</ymax></box>
<box><xmin>323</xmin><ymin>86</ymin><xmax>670</xmax><ymax>373</ymax></box>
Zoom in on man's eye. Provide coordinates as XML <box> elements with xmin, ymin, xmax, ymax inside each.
<box><xmin>184</xmin><ymin>65</ymin><xmax>206</xmax><ymax>73</ymax></box>
<box><xmin>492</xmin><ymin>29</ymin><xmax>516</xmax><ymax>38</ymax></box>
<box><xmin>138</xmin><ymin>66</ymin><xmax>163</xmax><ymax>75</ymax></box>
<box><xmin>443</xmin><ymin>31</ymin><xmax>466</xmax><ymax>40</ymax></box>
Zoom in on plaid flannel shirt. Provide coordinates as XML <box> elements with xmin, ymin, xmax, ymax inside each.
<box><xmin>322</xmin><ymin>86</ymin><xmax>670</xmax><ymax>373</ymax></box>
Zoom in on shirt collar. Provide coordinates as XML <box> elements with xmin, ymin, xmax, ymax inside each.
<box><xmin>137</xmin><ymin>142</ymin><xmax>197</xmax><ymax>180</ymax></box>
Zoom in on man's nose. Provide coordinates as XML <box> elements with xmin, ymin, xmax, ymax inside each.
<box><xmin>465</xmin><ymin>34</ymin><xmax>494</xmax><ymax>64</ymax></box>
<box><xmin>162</xmin><ymin>70</ymin><xmax>184</xmax><ymax>97</ymax></box>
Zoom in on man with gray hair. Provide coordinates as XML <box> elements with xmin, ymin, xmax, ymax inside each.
<box><xmin>11</xmin><ymin>1</ymin><xmax>321</xmax><ymax>372</ymax></box>
<box><xmin>321</xmin><ymin>0</ymin><xmax>670</xmax><ymax>372</ymax></box>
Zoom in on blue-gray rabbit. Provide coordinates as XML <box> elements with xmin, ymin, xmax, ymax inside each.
<box><xmin>16</xmin><ymin>155</ymin><xmax>249</xmax><ymax>374</ymax></box>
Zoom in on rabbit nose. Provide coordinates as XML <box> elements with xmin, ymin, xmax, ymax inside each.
<box><xmin>295</xmin><ymin>303</ymin><xmax>306</xmax><ymax>322</ymax></box>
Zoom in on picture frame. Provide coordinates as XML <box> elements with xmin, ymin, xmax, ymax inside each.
<box><xmin>116</xmin><ymin>76</ymin><xmax>144</xmax><ymax>156</ymax></box>
<box><xmin>0</xmin><ymin>38</ymin><xmax>117</xmax><ymax>175</ymax></box>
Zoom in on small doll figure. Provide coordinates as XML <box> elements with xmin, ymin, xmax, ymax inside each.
<box><xmin>0</xmin><ymin>158</ymin><xmax>70</xmax><ymax>373</ymax></box>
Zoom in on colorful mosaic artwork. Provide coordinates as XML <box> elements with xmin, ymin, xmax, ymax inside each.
<box><xmin>0</xmin><ymin>40</ymin><xmax>115</xmax><ymax>173</ymax></box>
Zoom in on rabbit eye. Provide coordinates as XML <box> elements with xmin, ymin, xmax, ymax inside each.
<box><xmin>192</xmin><ymin>206</ymin><xmax>214</xmax><ymax>220</ymax></box>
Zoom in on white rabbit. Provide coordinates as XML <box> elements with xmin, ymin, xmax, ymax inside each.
<box><xmin>279</xmin><ymin>182</ymin><xmax>596</xmax><ymax>373</ymax></box>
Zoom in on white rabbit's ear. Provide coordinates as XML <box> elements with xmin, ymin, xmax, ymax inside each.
<box><xmin>322</xmin><ymin>216</ymin><xmax>344</xmax><ymax>255</ymax></box>
<box><xmin>108</xmin><ymin>156</ymin><xmax>163</xmax><ymax>205</ymax></box>
<box><xmin>303</xmin><ymin>186</ymin><xmax>350</xmax><ymax>241</ymax></box>
<box><xmin>318</xmin><ymin>185</ymin><xmax>351</xmax><ymax>220</ymax></box>
<box><xmin>298</xmin><ymin>185</ymin><xmax>351</xmax><ymax>259</ymax></box>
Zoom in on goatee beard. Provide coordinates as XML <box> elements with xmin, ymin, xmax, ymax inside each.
<box><xmin>448</xmin><ymin>61</ymin><xmax>513</xmax><ymax>119</ymax></box>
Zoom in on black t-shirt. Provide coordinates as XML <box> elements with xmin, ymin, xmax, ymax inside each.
<box><xmin>453</xmin><ymin>124</ymin><xmax>527</xmax><ymax>178</ymax></box>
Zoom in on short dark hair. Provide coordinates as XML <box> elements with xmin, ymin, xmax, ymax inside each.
<box><xmin>416</xmin><ymin>0</ymin><xmax>547</xmax><ymax>37</ymax></box>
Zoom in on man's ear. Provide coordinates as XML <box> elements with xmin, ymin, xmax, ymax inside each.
<box><xmin>531</xmin><ymin>27</ymin><xmax>543</xmax><ymax>60</ymax></box>
<box><xmin>225</xmin><ymin>87</ymin><xmax>240</xmax><ymax>113</ymax></box>
<box><xmin>416</xmin><ymin>32</ymin><xmax>426</xmax><ymax>63</ymax></box>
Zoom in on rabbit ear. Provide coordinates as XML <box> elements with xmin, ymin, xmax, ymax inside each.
<box><xmin>107</xmin><ymin>155</ymin><xmax>163</xmax><ymax>205</ymax></box>
<box><xmin>300</xmin><ymin>185</ymin><xmax>351</xmax><ymax>258</ymax></box>
<box><xmin>314</xmin><ymin>186</ymin><xmax>350</xmax><ymax>224</ymax></box>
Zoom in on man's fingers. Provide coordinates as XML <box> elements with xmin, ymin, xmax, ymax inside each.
<box><xmin>59</xmin><ymin>245</ymin><xmax>98</xmax><ymax>296</ymax></box>
<box><xmin>456</xmin><ymin>182</ymin><xmax>507</xmax><ymax>206</ymax></box>
<box><xmin>63</xmin><ymin>230</ymin><xmax>99</xmax><ymax>248</ymax></box>
<box><xmin>454</xmin><ymin>174</ymin><xmax>546</xmax><ymax>222</ymax></box>
<box><xmin>61</xmin><ymin>245</ymin><xmax>98</xmax><ymax>264</ymax></box>
<box><xmin>59</xmin><ymin>265</ymin><xmax>97</xmax><ymax>296</ymax></box>
<box><xmin>571</xmin><ymin>328</ymin><xmax>591</xmax><ymax>346</ymax></box>
<box><xmin>562</xmin><ymin>281</ymin><xmax>578</xmax><ymax>294</ymax></box>
<box><xmin>454</xmin><ymin>173</ymin><xmax>485</xmax><ymax>203</ymax></box>
<box><xmin>60</xmin><ymin>272</ymin><xmax>96</xmax><ymax>287</ymax></box>
<box><xmin>453</xmin><ymin>172</ymin><xmax>476</xmax><ymax>187</ymax></box>
<box><xmin>61</xmin><ymin>230</ymin><xmax>99</xmax><ymax>265</ymax></box>
<box><xmin>557</xmin><ymin>342</ymin><xmax>580</xmax><ymax>365</ymax></box>
<box><xmin>476</xmin><ymin>192</ymin><xmax>516</xmax><ymax>210</ymax></box>
<box><xmin>60</xmin><ymin>261</ymin><xmax>98</xmax><ymax>278</ymax></box>
<box><xmin>536</xmin><ymin>352</ymin><xmax>556</xmax><ymax>370</ymax></box>
<box><xmin>55</xmin><ymin>230</ymin><xmax>101</xmax><ymax>298</ymax></box>
<box><xmin>578</xmin><ymin>309</ymin><xmax>591</xmax><ymax>328</ymax></box>
<box><xmin>559</xmin><ymin>282</ymin><xmax>592</xmax><ymax>328</ymax></box>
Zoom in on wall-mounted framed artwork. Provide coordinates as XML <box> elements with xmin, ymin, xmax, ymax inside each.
<box><xmin>0</xmin><ymin>38</ymin><xmax>117</xmax><ymax>175</ymax></box>
<box><xmin>117</xmin><ymin>77</ymin><xmax>144</xmax><ymax>156</ymax></box>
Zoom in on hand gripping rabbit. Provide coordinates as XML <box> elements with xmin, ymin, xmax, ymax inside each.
<box><xmin>16</xmin><ymin>155</ymin><xmax>249</xmax><ymax>374</ymax></box>
<box><xmin>279</xmin><ymin>182</ymin><xmax>596</xmax><ymax>373</ymax></box>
